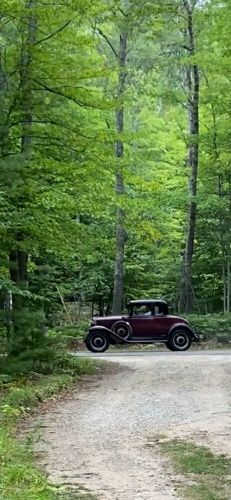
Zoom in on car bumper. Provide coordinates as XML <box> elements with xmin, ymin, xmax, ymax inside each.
<box><xmin>193</xmin><ymin>332</ymin><xmax>203</xmax><ymax>341</ymax></box>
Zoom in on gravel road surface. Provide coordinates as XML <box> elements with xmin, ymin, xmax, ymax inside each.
<box><xmin>34</xmin><ymin>351</ymin><xmax>231</xmax><ymax>499</ymax></box>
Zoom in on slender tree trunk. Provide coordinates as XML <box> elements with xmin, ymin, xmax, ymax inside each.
<box><xmin>226</xmin><ymin>175</ymin><xmax>231</xmax><ymax>313</ymax></box>
<box><xmin>0</xmin><ymin>32</ymin><xmax>9</xmax><ymax>314</ymax></box>
<box><xmin>180</xmin><ymin>1</ymin><xmax>199</xmax><ymax>313</ymax></box>
<box><xmin>227</xmin><ymin>259</ymin><xmax>230</xmax><ymax>313</ymax></box>
<box><xmin>112</xmin><ymin>32</ymin><xmax>127</xmax><ymax>314</ymax></box>
<box><xmin>204</xmin><ymin>75</ymin><xmax>228</xmax><ymax>314</ymax></box>
<box><xmin>9</xmin><ymin>1</ymin><xmax>37</xmax><ymax>343</ymax></box>
<box><xmin>0</xmin><ymin>13</ymin><xmax>13</xmax><ymax>158</ymax></box>
<box><xmin>0</xmin><ymin>47</ymin><xmax>9</xmax><ymax>156</ymax></box>
<box><xmin>217</xmin><ymin>173</ymin><xmax>227</xmax><ymax>313</ymax></box>
<box><xmin>20</xmin><ymin>0</ymin><xmax>37</xmax><ymax>155</ymax></box>
<box><xmin>9</xmin><ymin>249</ymin><xmax>28</xmax><ymax>302</ymax></box>
<box><xmin>222</xmin><ymin>263</ymin><xmax>226</xmax><ymax>314</ymax></box>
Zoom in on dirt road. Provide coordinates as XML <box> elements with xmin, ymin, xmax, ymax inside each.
<box><xmin>34</xmin><ymin>352</ymin><xmax>231</xmax><ymax>499</ymax></box>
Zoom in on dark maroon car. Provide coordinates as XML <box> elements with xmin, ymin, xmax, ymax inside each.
<box><xmin>85</xmin><ymin>299</ymin><xmax>199</xmax><ymax>353</ymax></box>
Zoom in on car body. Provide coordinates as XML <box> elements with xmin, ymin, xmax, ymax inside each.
<box><xmin>85</xmin><ymin>299</ymin><xmax>199</xmax><ymax>353</ymax></box>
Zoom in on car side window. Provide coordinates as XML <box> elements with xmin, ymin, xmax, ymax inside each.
<box><xmin>133</xmin><ymin>305</ymin><xmax>152</xmax><ymax>316</ymax></box>
<box><xmin>154</xmin><ymin>305</ymin><xmax>164</xmax><ymax>316</ymax></box>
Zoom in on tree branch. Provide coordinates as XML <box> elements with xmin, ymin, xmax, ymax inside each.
<box><xmin>32</xmin><ymin>79</ymin><xmax>95</xmax><ymax>108</ymax></box>
<box><xmin>9</xmin><ymin>118</ymin><xmax>97</xmax><ymax>140</ymax></box>
<box><xmin>34</xmin><ymin>20</ymin><xmax>71</xmax><ymax>45</ymax></box>
<box><xmin>96</xmin><ymin>28</ymin><xmax>118</xmax><ymax>58</ymax></box>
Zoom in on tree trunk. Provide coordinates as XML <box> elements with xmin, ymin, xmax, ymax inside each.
<box><xmin>226</xmin><ymin>174</ymin><xmax>231</xmax><ymax>313</ymax></box>
<box><xmin>20</xmin><ymin>0</ymin><xmax>37</xmax><ymax>155</ymax></box>
<box><xmin>0</xmin><ymin>42</ymin><xmax>9</xmax><ymax>157</ymax></box>
<box><xmin>8</xmin><ymin>0</ymin><xmax>37</xmax><ymax>348</ymax></box>
<box><xmin>217</xmin><ymin>173</ymin><xmax>227</xmax><ymax>313</ymax></box>
<box><xmin>112</xmin><ymin>32</ymin><xmax>127</xmax><ymax>314</ymax></box>
<box><xmin>222</xmin><ymin>262</ymin><xmax>226</xmax><ymax>314</ymax></box>
<box><xmin>0</xmin><ymin>30</ymin><xmax>9</xmax><ymax>315</ymax></box>
<box><xmin>9</xmin><ymin>0</ymin><xmax>37</xmax><ymax>285</ymax></box>
<box><xmin>180</xmin><ymin>1</ymin><xmax>199</xmax><ymax>313</ymax></box>
<box><xmin>9</xmin><ymin>249</ymin><xmax>28</xmax><ymax>306</ymax></box>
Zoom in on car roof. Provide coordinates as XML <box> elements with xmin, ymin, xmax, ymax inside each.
<box><xmin>128</xmin><ymin>299</ymin><xmax>167</xmax><ymax>306</ymax></box>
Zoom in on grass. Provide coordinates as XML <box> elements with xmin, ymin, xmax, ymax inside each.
<box><xmin>0</xmin><ymin>428</ymin><xmax>59</xmax><ymax>500</ymax></box>
<box><xmin>0</xmin><ymin>427</ymin><xmax>97</xmax><ymax>499</ymax></box>
<box><xmin>0</xmin><ymin>347</ymin><xmax>100</xmax><ymax>499</ymax></box>
<box><xmin>152</xmin><ymin>436</ymin><xmax>231</xmax><ymax>499</ymax></box>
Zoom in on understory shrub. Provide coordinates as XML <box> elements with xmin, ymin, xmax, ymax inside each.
<box><xmin>187</xmin><ymin>314</ymin><xmax>231</xmax><ymax>343</ymax></box>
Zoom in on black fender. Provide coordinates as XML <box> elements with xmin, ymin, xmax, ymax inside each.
<box><xmin>85</xmin><ymin>325</ymin><xmax>130</xmax><ymax>344</ymax></box>
<box><xmin>167</xmin><ymin>323</ymin><xmax>198</xmax><ymax>341</ymax></box>
<box><xmin>85</xmin><ymin>325</ymin><xmax>111</xmax><ymax>339</ymax></box>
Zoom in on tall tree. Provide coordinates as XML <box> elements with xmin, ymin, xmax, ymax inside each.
<box><xmin>9</xmin><ymin>0</ymin><xmax>37</xmax><ymax>310</ymax></box>
<box><xmin>179</xmin><ymin>0</ymin><xmax>200</xmax><ymax>312</ymax></box>
<box><xmin>112</xmin><ymin>30</ymin><xmax>127</xmax><ymax>313</ymax></box>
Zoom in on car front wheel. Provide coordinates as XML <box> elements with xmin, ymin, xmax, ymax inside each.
<box><xmin>168</xmin><ymin>329</ymin><xmax>192</xmax><ymax>351</ymax></box>
<box><xmin>165</xmin><ymin>342</ymin><xmax>176</xmax><ymax>351</ymax></box>
<box><xmin>85</xmin><ymin>331</ymin><xmax>109</xmax><ymax>353</ymax></box>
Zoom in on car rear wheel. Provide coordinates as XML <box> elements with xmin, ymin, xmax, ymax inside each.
<box><xmin>85</xmin><ymin>331</ymin><xmax>109</xmax><ymax>353</ymax></box>
<box><xmin>168</xmin><ymin>329</ymin><xmax>192</xmax><ymax>351</ymax></box>
<box><xmin>111</xmin><ymin>321</ymin><xmax>132</xmax><ymax>340</ymax></box>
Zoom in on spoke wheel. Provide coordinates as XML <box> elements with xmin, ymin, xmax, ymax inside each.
<box><xmin>165</xmin><ymin>342</ymin><xmax>176</xmax><ymax>351</ymax></box>
<box><xmin>86</xmin><ymin>332</ymin><xmax>109</xmax><ymax>353</ymax></box>
<box><xmin>169</xmin><ymin>330</ymin><xmax>192</xmax><ymax>351</ymax></box>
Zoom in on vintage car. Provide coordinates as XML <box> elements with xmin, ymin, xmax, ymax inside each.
<box><xmin>84</xmin><ymin>299</ymin><xmax>199</xmax><ymax>353</ymax></box>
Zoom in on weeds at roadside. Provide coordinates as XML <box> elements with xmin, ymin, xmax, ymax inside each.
<box><xmin>0</xmin><ymin>347</ymin><xmax>101</xmax><ymax>499</ymax></box>
<box><xmin>148</xmin><ymin>436</ymin><xmax>231</xmax><ymax>499</ymax></box>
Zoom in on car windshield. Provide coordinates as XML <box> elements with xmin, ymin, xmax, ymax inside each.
<box><xmin>133</xmin><ymin>304</ymin><xmax>152</xmax><ymax>316</ymax></box>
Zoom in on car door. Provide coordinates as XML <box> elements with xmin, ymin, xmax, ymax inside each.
<box><xmin>128</xmin><ymin>305</ymin><xmax>155</xmax><ymax>338</ymax></box>
<box><xmin>150</xmin><ymin>316</ymin><xmax>169</xmax><ymax>339</ymax></box>
<box><xmin>150</xmin><ymin>305</ymin><xmax>169</xmax><ymax>339</ymax></box>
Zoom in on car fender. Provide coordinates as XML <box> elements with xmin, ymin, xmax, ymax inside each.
<box><xmin>167</xmin><ymin>322</ymin><xmax>197</xmax><ymax>340</ymax></box>
<box><xmin>85</xmin><ymin>325</ymin><xmax>112</xmax><ymax>339</ymax></box>
<box><xmin>85</xmin><ymin>325</ymin><xmax>130</xmax><ymax>344</ymax></box>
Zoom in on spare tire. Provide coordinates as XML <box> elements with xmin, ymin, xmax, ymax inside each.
<box><xmin>111</xmin><ymin>321</ymin><xmax>132</xmax><ymax>340</ymax></box>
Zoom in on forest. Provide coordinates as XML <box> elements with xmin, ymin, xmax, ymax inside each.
<box><xmin>1</xmin><ymin>2</ymin><xmax>231</xmax><ymax>498</ymax></box>
<box><xmin>0</xmin><ymin>0</ymin><xmax>231</xmax><ymax>356</ymax></box>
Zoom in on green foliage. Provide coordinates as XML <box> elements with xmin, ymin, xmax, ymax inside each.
<box><xmin>8</xmin><ymin>308</ymin><xmax>47</xmax><ymax>355</ymax></box>
<box><xmin>0</xmin><ymin>349</ymin><xmax>97</xmax><ymax>380</ymax></box>
<box><xmin>0</xmin><ymin>428</ymin><xmax>58</xmax><ymax>500</ymax></box>
<box><xmin>0</xmin><ymin>0</ymin><xmax>230</xmax><ymax>351</ymax></box>
<box><xmin>49</xmin><ymin>322</ymin><xmax>90</xmax><ymax>348</ymax></box>
<box><xmin>160</xmin><ymin>439</ymin><xmax>230</xmax><ymax>476</ymax></box>
<box><xmin>187</xmin><ymin>314</ymin><xmax>231</xmax><ymax>342</ymax></box>
<box><xmin>1</xmin><ymin>374</ymin><xmax>71</xmax><ymax>411</ymax></box>
<box><xmin>0</xmin><ymin>0</ymin><xmax>231</xmax><ymax>495</ymax></box>
<box><xmin>156</xmin><ymin>437</ymin><xmax>231</xmax><ymax>500</ymax></box>
<box><xmin>0</xmin><ymin>351</ymin><xmax>100</xmax><ymax>499</ymax></box>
